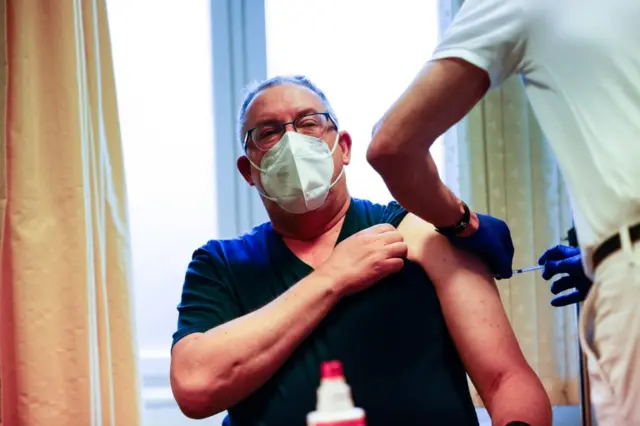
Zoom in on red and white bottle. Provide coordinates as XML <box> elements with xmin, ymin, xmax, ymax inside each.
<box><xmin>306</xmin><ymin>360</ymin><xmax>366</xmax><ymax>426</ymax></box>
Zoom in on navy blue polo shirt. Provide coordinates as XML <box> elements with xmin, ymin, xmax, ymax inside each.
<box><xmin>173</xmin><ymin>198</ymin><xmax>478</xmax><ymax>426</ymax></box>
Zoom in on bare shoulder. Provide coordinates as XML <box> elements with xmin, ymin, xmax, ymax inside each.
<box><xmin>397</xmin><ymin>213</ymin><xmax>493</xmax><ymax>283</ymax></box>
<box><xmin>396</xmin><ymin>212</ymin><xmax>438</xmax><ymax>260</ymax></box>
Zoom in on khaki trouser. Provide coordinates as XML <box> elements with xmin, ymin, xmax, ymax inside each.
<box><xmin>579</xmin><ymin>228</ymin><xmax>640</xmax><ymax>425</ymax></box>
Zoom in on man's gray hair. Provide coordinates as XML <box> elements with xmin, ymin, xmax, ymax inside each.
<box><xmin>237</xmin><ymin>75</ymin><xmax>339</xmax><ymax>146</ymax></box>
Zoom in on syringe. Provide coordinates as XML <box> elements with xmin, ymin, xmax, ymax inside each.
<box><xmin>494</xmin><ymin>264</ymin><xmax>543</xmax><ymax>279</ymax></box>
<box><xmin>512</xmin><ymin>264</ymin><xmax>544</xmax><ymax>275</ymax></box>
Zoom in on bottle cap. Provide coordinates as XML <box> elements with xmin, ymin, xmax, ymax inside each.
<box><xmin>321</xmin><ymin>360</ymin><xmax>344</xmax><ymax>379</ymax></box>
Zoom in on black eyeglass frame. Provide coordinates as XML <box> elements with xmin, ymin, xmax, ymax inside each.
<box><xmin>243</xmin><ymin>112</ymin><xmax>337</xmax><ymax>152</ymax></box>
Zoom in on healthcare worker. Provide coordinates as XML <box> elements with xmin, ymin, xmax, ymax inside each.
<box><xmin>366</xmin><ymin>0</ymin><xmax>640</xmax><ymax>424</ymax></box>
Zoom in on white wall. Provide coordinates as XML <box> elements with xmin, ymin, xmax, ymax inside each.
<box><xmin>140</xmin><ymin>354</ymin><xmax>227</xmax><ymax>426</ymax></box>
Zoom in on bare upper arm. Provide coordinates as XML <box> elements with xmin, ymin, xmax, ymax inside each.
<box><xmin>368</xmin><ymin>58</ymin><xmax>489</xmax><ymax>160</ymax></box>
<box><xmin>397</xmin><ymin>213</ymin><xmax>530</xmax><ymax>398</ymax></box>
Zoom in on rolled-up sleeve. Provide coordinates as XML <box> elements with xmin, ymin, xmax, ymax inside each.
<box><xmin>172</xmin><ymin>244</ymin><xmax>241</xmax><ymax>348</ymax></box>
<box><xmin>432</xmin><ymin>0</ymin><xmax>529</xmax><ymax>89</ymax></box>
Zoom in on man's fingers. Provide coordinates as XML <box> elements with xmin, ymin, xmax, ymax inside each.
<box><xmin>541</xmin><ymin>262</ymin><xmax>556</xmax><ymax>280</ymax></box>
<box><xmin>382</xmin><ymin>257</ymin><xmax>405</xmax><ymax>274</ymax></box>
<box><xmin>367</xmin><ymin>223</ymin><xmax>396</xmax><ymax>234</ymax></box>
<box><xmin>502</xmin><ymin>227</ymin><xmax>515</xmax><ymax>258</ymax></box>
<box><xmin>542</xmin><ymin>257</ymin><xmax>579</xmax><ymax>280</ymax></box>
<box><xmin>538</xmin><ymin>245</ymin><xmax>579</xmax><ymax>265</ymax></box>
<box><xmin>492</xmin><ymin>249</ymin><xmax>513</xmax><ymax>279</ymax></box>
<box><xmin>378</xmin><ymin>230</ymin><xmax>404</xmax><ymax>245</ymax></box>
<box><xmin>539</xmin><ymin>245</ymin><xmax>568</xmax><ymax>264</ymax></box>
<box><xmin>385</xmin><ymin>241</ymin><xmax>408</xmax><ymax>259</ymax></box>
<box><xmin>538</xmin><ymin>245</ymin><xmax>557</xmax><ymax>265</ymax></box>
<box><xmin>551</xmin><ymin>290</ymin><xmax>583</xmax><ymax>307</ymax></box>
<box><xmin>550</xmin><ymin>276</ymin><xmax>575</xmax><ymax>295</ymax></box>
<box><xmin>495</xmin><ymin>267</ymin><xmax>512</xmax><ymax>280</ymax></box>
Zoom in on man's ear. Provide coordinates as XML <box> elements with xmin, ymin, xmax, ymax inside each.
<box><xmin>237</xmin><ymin>156</ymin><xmax>254</xmax><ymax>186</ymax></box>
<box><xmin>338</xmin><ymin>130</ymin><xmax>352</xmax><ymax>165</ymax></box>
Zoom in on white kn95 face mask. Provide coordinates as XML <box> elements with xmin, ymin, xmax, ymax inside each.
<box><xmin>247</xmin><ymin>131</ymin><xmax>344</xmax><ymax>214</ymax></box>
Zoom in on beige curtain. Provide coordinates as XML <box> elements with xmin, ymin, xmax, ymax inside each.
<box><xmin>439</xmin><ymin>0</ymin><xmax>580</xmax><ymax>407</ymax></box>
<box><xmin>0</xmin><ymin>1</ymin><xmax>142</xmax><ymax>425</ymax></box>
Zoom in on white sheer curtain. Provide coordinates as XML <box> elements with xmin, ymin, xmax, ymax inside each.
<box><xmin>438</xmin><ymin>0</ymin><xmax>581</xmax><ymax>406</ymax></box>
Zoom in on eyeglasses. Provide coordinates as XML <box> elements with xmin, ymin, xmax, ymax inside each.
<box><xmin>244</xmin><ymin>112</ymin><xmax>336</xmax><ymax>151</ymax></box>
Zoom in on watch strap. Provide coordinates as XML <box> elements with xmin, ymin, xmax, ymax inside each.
<box><xmin>435</xmin><ymin>201</ymin><xmax>471</xmax><ymax>237</ymax></box>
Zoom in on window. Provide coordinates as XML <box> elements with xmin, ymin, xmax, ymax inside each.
<box><xmin>107</xmin><ymin>0</ymin><xmax>220</xmax><ymax>421</ymax></box>
<box><xmin>106</xmin><ymin>1</ymin><xmax>448</xmax><ymax>424</ymax></box>
<box><xmin>265</xmin><ymin>0</ymin><xmax>445</xmax><ymax>204</ymax></box>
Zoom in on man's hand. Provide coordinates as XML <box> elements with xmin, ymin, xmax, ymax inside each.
<box><xmin>317</xmin><ymin>223</ymin><xmax>408</xmax><ymax>297</ymax></box>
<box><xmin>538</xmin><ymin>245</ymin><xmax>593</xmax><ymax>307</ymax></box>
<box><xmin>445</xmin><ymin>212</ymin><xmax>515</xmax><ymax>279</ymax></box>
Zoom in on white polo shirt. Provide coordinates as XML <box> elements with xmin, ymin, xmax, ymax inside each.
<box><xmin>432</xmin><ymin>0</ymin><xmax>640</xmax><ymax>276</ymax></box>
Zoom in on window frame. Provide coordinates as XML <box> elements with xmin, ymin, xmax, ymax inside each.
<box><xmin>211</xmin><ymin>0</ymin><xmax>269</xmax><ymax>238</ymax></box>
<box><xmin>138</xmin><ymin>0</ymin><xmax>269</xmax><ymax>411</ymax></box>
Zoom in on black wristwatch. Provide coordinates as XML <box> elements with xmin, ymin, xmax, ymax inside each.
<box><xmin>435</xmin><ymin>200</ymin><xmax>471</xmax><ymax>237</ymax></box>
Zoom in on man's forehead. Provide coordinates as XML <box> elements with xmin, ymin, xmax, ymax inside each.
<box><xmin>246</xmin><ymin>84</ymin><xmax>324</xmax><ymax>125</ymax></box>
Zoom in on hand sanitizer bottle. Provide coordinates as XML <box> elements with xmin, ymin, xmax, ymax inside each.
<box><xmin>306</xmin><ymin>360</ymin><xmax>366</xmax><ymax>426</ymax></box>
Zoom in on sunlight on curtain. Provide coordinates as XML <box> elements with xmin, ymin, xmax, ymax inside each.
<box><xmin>0</xmin><ymin>1</ymin><xmax>141</xmax><ymax>424</ymax></box>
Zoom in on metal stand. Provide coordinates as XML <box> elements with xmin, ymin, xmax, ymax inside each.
<box><xmin>567</xmin><ymin>226</ymin><xmax>593</xmax><ymax>426</ymax></box>
<box><xmin>576</xmin><ymin>302</ymin><xmax>593</xmax><ymax>426</ymax></box>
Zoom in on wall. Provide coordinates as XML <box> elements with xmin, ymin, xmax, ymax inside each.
<box><xmin>141</xmin><ymin>353</ymin><xmax>226</xmax><ymax>425</ymax></box>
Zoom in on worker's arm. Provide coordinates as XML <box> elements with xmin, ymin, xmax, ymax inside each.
<box><xmin>367</xmin><ymin>0</ymin><xmax>527</xmax><ymax>228</ymax></box>
<box><xmin>367</xmin><ymin>58</ymin><xmax>489</xmax><ymax>229</ymax></box>
<box><xmin>367</xmin><ymin>0</ymin><xmax>528</xmax><ymax>279</ymax></box>
<box><xmin>399</xmin><ymin>213</ymin><xmax>552</xmax><ymax>426</ymax></box>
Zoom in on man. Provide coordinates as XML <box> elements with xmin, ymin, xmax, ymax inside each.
<box><xmin>366</xmin><ymin>0</ymin><xmax>640</xmax><ymax>424</ymax></box>
<box><xmin>169</xmin><ymin>75</ymin><xmax>551</xmax><ymax>426</ymax></box>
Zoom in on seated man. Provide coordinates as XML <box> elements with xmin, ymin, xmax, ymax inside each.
<box><xmin>169</xmin><ymin>75</ymin><xmax>551</xmax><ymax>426</ymax></box>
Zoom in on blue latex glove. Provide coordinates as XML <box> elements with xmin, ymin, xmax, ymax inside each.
<box><xmin>447</xmin><ymin>213</ymin><xmax>515</xmax><ymax>279</ymax></box>
<box><xmin>538</xmin><ymin>245</ymin><xmax>593</xmax><ymax>307</ymax></box>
